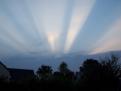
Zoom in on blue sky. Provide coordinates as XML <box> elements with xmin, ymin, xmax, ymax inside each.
<box><xmin>0</xmin><ymin>0</ymin><xmax>121</xmax><ymax>58</ymax></box>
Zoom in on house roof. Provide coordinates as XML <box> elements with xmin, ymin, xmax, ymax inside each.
<box><xmin>7</xmin><ymin>68</ymin><xmax>35</xmax><ymax>81</ymax></box>
<box><xmin>0</xmin><ymin>61</ymin><xmax>7</xmax><ymax>69</ymax></box>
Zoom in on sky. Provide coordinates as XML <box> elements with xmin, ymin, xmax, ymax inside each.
<box><xmin>0</xmin><ymin>0</ymin><xmax>121</xmax><ymax>59</ymax></box>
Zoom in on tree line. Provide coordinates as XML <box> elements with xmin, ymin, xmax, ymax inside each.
<box><xmin>0</xmin><ymin>55</ymin><xmax>121</xmax><ymax>91</ymax></box>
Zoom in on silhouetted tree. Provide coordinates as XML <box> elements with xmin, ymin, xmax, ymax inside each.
<box><xmin>78</xmin><ymin>56</ymin><xmax>121</xmax><ymax>91</ymax></box>
<box><xmin>1</xmin><ymin>55</ymin><xmax>121</xmax><ymax>91</ymax></box>
<box><xmin>36</xmin><ymin>65</ymin><xmax>52</xmax><ymax>80</ymax></box>
<box><xmin>79</xmin><ymin>59</ymin><xmax>101</xmax><ymax>89</ymax></box>
<box><xmin>58</xmin><ymin>62</ymin><xmax>75</xmax><ymax>81</ymax></box>
<box><xmin>59</xmin><ymin>62</ymin><xmax>70</xmax><ymax>75</ymax></box>
<box><xmin>100</xmin><ymin>55</ymin><xmax>121</xmax><ymax>90</ymax></box>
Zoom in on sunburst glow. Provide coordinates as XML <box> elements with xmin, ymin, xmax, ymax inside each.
<box><xmin>0</xmin><ymin>0</ymin><xmax>121</xmax><ymax>58</ymax></box>
<box><xmin>46</xmin><ymin>31</ymin><xmax>59</xmax><ymax>52</ymax></box>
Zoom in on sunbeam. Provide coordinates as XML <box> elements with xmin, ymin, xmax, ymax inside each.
<box><xmin>26</xmin><ymin>0</ymin><xmax>52</xmax><ymax>53</ymax></box>
<box><xmin>0</xmin><ymin>14</ymin><xmax>30</xmax><ymax>52</ymax></box>
<box><xmin>90</xmin><ymin>16</ymin><xmax>121</xmax><ymax>54</ymax></box>
<box><xmin>64</xmin><ymin>0</ymin><xmax>96</xmax><ymax>53</ymax></box>
<box><xmin>0</xmin><ymin>0</ymin><xmax>121</xmax><ymax>57</ymax></box>
<box><xmin>59</xmin><ymin>0</ymin><xmax>74</xmax><ymax>53</ymax></box>
<box><xmin>41</xmin><ymin>0</ymin><xmax>67</xmax><ymax>53</ymax></box>
<box><xmin>25</xmin><ymin>0</ymin><xmax>46</xmax><ymax>38</ymax></box>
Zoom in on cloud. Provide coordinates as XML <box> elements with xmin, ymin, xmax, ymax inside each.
<box><xmin>91</xmin><ymin>16</ymin><xmax>121</xmax><ymax>54</ymax></box>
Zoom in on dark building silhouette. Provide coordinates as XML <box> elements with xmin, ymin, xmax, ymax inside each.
<box><xmin>0</xmin><ymin>61</ymin><xmax>11</xmax><ymax>81</ymax></box>
<box><xmin>7</xmin><ymin>68</ymin><xmax>35</xmax><ymax>82</ymax></box>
